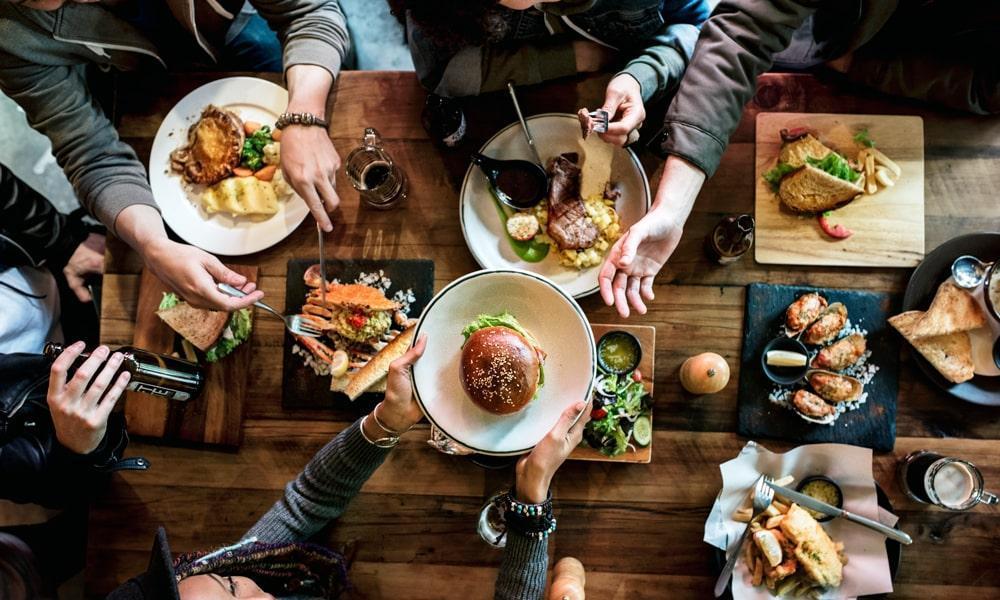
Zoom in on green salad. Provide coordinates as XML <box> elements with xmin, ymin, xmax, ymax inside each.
<box><xmin>584</xmin><ymin>370</ymin><xmax>652</xmax><ymax>457</ymax></box>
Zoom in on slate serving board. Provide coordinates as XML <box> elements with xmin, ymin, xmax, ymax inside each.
<box><xmin>281</xmin><ymin>258</ymin><xmax>435</xmax><ymax>410</ymax></box>
<box><xmin>738</xmin><ymin>283</ymin><xmax>900</xmax><ymax>452</ymax></box>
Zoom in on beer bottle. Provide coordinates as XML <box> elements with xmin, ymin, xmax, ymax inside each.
<box><xmin>43</xmin><ymin>342</ymin><xmax>205</xmax><ymax>402</ymax></box>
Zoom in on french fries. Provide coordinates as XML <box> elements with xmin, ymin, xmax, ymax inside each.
<box><xmin>857</xmin><ymin>146</ymin><xmax>902</xmax><ymax>195</ymax></box>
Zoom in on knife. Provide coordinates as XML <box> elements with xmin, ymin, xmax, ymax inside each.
<box><xmin>316</xmin><ymin>223</ymin><xmax>327</xmax><ymax>310</ymax></box>
<box><xmin>767</xmin><ymin>482</ymin><xmax>912</xmax><ymax>545</ymax></box>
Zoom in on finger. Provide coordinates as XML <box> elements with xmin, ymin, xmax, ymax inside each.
<box><xmin>241</xmin><ymin>281</ymin><xmax>258</xmax><ymax>294</ymax></box>
<box><xmin>567</xmin><ymin>397</ymin><xmax>594</xmax><ymax>436</ymax></box>
<box><xmin>393</xmin><ymin>333</ymin><xmax>426</xmax><ymax>370</ymax></box>
<box><xmin>605</xmin><ymin>106</ymin><xmax>644</xmax><ymax>137</ymax></box>
<box><xmin>553</xmin><ymin>400</ymin><xmax>587</xmax><ymax>439</ymax></box>
<box><xmin>626</xmin><ymin>276</ymin><xmax>647</xmax><ymax>315</ymax></box>
<box><xmin>83</xmin><ymin>352</ymin><xmax>125</xmax><ymax>406</ymax></box>
<box><xmin>598</xmin><ymin>255</ymin><xmax>618</xmax><ymax>306</ymax></box>
<box><xmin>97</xmin><ymin>371</ymin><xmax>131</xmax><ymax>420</ymax></box>
<box><xmin>65</xmin><ymin>345</ymin><xmax>110</xmax><ymax>398</ymax></box>
<box><xmin>201</xmin><ymin>259</ymin><xmax>263</xmax><ymax>310</ymax></box>
<box><xmin>612</xmin><ymin>272</ymin><xmax>630</xmax><ymax>318</ymax></box>
<box><xmin>599</xmin><ymin>87</ymin><xmax>625</xmax><ymax>120</ymax></box>
<box><xmin>617</xmin><ymin>225</ymin><xmax>645</xmax><ymax>269</ymax></box>
<box><xmin>300</xmin><ymin>183</ymin><xmax>333</xmax><ymax>232</ymax></box>
<box><xmin>640</xmin><ymin>276</ymin><xmax>655</xmax><ymax>302</ymax></box>
<box><xmin>65</xmin><ymin>271</ymin><xmax>93</xmax><ymax>303</ymax></box>
<box><xmin>202</xmin><ymin>257</ymin><xmax>247</xmax><ymax>288</ymax></box>
<box><xmin>316</xmin><ymin>176</ymin><xmax>341</xmax><ymax>215</ymax></box>
<box><xmin>49</xmin><ymin>340</ymin><xmax>86</xmax><ymax>396</ymax></box>
<box><xmin>597</xmin><ymin>131</ymin><xmax>628</xmax><ymax>147</ymax></box>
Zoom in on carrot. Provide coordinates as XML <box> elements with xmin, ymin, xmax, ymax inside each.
<box><xmin>254</xmin><ymin>165</ymin><xmax>277</xmax><ymax>181</ymax></box>
<box><xmin>232</xmin><ymin>167</ymin><xmax>253</xmax><ymax>178</ymax></box>
<box><xmin>270</xmin><ymin>128</ymin><xmax>282</xmax><ymax>141</ymax></box>
<box><xmin>243</xmin><ymin>121</ymin><xmax>262</xmax><ymax>136</ymax></box>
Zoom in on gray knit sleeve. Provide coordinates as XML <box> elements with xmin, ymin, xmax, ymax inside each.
<box><xmin>243</xmin><ymin>419</ymin><xmax>390</xmax><ymax>543</ymax></box>
<box><xmin>494</xmin><ymin>530</ymin><xmax>549</xmax><ymax>600</ymax></box>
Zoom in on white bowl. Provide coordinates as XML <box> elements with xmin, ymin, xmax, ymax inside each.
<box><xmin>411</xmin><ymin>269</ymin><xmax>596</xmax><ymax>455</ymax></box>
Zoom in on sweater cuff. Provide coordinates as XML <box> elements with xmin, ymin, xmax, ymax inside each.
<box><xmin>619</xmin><ymin>47</ymin><xmax>685</xmax><ymax>104</ymax></box>
<box><xmin>499</xmin><ymin>530</ymin><xmax>549</xmax><ymax>598</ymax></box>
<box><xmin>284</xmin><ymin>39</ymin><xmax>344</xmax><ymax>83</ymax></box>
<box><xmin>95</xmin><ymin>181</ymin><xmax>159</xmax><ymax>237</ymax></box>
<box><xmin>648</xmin><ymin>119</ymin><xmax>726</xmax><ymax>178</ymax></box>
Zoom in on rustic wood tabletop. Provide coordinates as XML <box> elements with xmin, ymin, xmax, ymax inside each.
<box><xmin>90</xmin><ymin>71</ymin><xmax>1000</xmax><ymax>598</ymax></box>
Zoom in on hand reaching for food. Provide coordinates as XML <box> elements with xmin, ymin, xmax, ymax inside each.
<box><xmin>595</xmin><ymin>74</ymin><xmax>645</xmax><ymax>147</ymax></box>
<box><xmin>369</xmin><ymin>334</ymin><xmax>428</xmax><ymax>434</ymax></box>
<box><xmin>144</xmin><ymin>237</ymin><xmax>262</xmax><ymax>311</ymax></box>
<box><xmin>47</xmin><ymin>342</ymin><xmax>130</xmax><ymax>454</ymax></box>
<box><xmin>280</xmin><ymin>125</ymin><xmax>342</xmax><ymax>232</ymax></box>
<box><xmin>64</xmin><ymin>232</ymin><xmax>106</xmax><ymax>303</ymax></box>
<box><xmin>515</xmin><ymin>399</ymin><xmax>592</xmax><ymax>504</ymax></box>
<box><xmin>598</xmin><ymin>211</ymin><xmax>681</xmax><ymax>318</ymax></box>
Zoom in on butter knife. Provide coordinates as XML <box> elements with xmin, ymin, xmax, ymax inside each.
<box><xmin>767</xmin><ymin>482</ymin><xmax>912</xmax><ymax>545</ymax></box>
<box><xmin>317</xmin><ymin>223</ymin><xmax>327</xmax><ymax>309</ymax></box>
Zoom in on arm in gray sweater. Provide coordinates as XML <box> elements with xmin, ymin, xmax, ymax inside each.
<box><xmin>244</xmin><ymin>418</ymin><xmax>550</xmax><ymax>597</ymax></box>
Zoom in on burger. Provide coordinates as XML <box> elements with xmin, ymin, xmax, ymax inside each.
<box><xmin>763</xmin><ymin>130</ymin><xmax>863</xmax><ymax>213</ymax></box>
<box><xmin>460</xmin><ymin>312</ymin><xmax>546</xmax><ymax>415</ymax></box>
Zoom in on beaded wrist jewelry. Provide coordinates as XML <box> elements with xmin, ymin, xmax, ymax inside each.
<box><xmin>496</xmin><ymin>490</ymin><xmax>557</xmax><ymax>540</ymax></box>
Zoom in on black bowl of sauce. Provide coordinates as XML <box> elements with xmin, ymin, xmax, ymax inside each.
<box><xmin>471</xmin><ymin>152</ymin><xmax>548</xmax><ymax>210</ymax></box>
<box><xmin>796</xmin><ymin>475</ymin><xmax>844</xmax><ymax>522</ymax></box>
<box><xmin>596</xmin><ymin>330</ymin><xmax>642</xmax><ymax>375</ymax></box>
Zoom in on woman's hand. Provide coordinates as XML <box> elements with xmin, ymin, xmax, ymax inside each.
<box><xmin>63</xmin><ymin>232</ymin><xmax>105</xmax><ymax>303</ymax></box>
<box><xmin>47</xmin><ymin>341</ymin><xmax>130</xmax><ymax>454</ymax></box>
<box><xmin>598</xmin><ymin>74</ymin><xmax>645</xmax><ymax>147</ymax></box>
<box><xmin>515</xmin><ymin>399</ymin><xmax>592</xmax><ymax>504</ymax></box>
<box><xmin>371</xmin><ymin>334</ymin><xmax>427</xmax><ymax>434</ymax></box>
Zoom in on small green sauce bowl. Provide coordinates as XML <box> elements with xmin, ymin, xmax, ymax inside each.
<box><xmin>596</xmin><ymin>330</ymin><xmax>642</xmax><ymax>375</ymax></box>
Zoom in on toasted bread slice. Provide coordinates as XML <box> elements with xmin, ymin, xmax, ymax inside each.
<box><xmin>906</xmin><ymin>281</ymin><xmax>987</xmax><ymax>338</ymax></box>
<box><xmin>341</xmin><ymin>326</ymin><xmax>416</xmax><ymax>400</ymax></box>
<box><xmin>156</xmin><ymin>302</ymin><xmax>228</xmax><ymax>351</ymax></box>
<box><xmin>890</xmin><ymin>311</ymin><xmax>975</xmax><ymax>384</ymax></box>
<box><xmin>310</xmin><ymin>283</ymin><xmax>399</xmax><ymax>311</ymax></box>
<box><xmin>778</xmin><ymin>165</ymin><xmax>864</xmax><ymax>213</ymax></box>
<box><xmin>780</xmin><ymin>504</ymin><xmax>843</xmax><ymax>588</ymax></box>
<box><xmin>778</xmin><ymin>134</ymin><xmax>832</xmax><ymax>168</ymax></box>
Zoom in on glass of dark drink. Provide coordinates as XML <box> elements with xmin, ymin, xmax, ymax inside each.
<box><xmin>345</xmin><ymin>128</ymin><xmax>407</xmax><ymax>209</ymax></box>
<box><xmin>898</xmin><ymin>450</ymin><xmax>998</xmax><ymax>510</ymax></box>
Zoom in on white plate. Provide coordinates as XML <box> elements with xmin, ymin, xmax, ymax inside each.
<box><xmin>411</xmin><ymin>269</ymin><xmax>596</xmax><ymax>455</ymax></box>
<box><xmin>459</xmin><ymin>113</ymin><xmax>651</xmax><ymax>298</ymax></box>
<box><xmin>149</xmin><ymin>77</ymin><xmax>309</xmax><ymax>256</ymax></box>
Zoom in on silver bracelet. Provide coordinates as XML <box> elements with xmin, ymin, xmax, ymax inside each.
<box><xmin>372</xmin><ymin>402</ymin><xmax>411</xmax><ymax>436</ymax></box>
<box><xmin>360</xmin><ymin>414</ymin><xmax>399</xmax><ymax>448</ymax></box>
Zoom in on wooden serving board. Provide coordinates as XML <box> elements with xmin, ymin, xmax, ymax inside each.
<box><xmin>124</xmin><ymin>265</ymin><xmax>257</xmax><ymax>447</ymax></box>
<box><xmin>754</xmin><ymin>112</ymin><xmax>924</xmax><ymax>267</ymax></box>
<box><xmin>569</xmin><ymin>323</ymin><xmax>655</xmax><ymax>464</ymax></box>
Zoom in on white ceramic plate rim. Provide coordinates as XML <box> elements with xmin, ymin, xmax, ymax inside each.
<box><xmin>149</xmin><ymin>76</ymin><xmax>309</xmax><ymax>256</ymax></box>
<box><xmin>410</xmin><ymin>268</ymin><xmax>596</xmax><ymax>455</ymax></box>
<box><xmin>459</xmin><ymin>113</ymin><xmax>651</xmax><ymax>298</ymax></box>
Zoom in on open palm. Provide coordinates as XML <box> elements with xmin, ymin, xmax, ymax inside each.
<box><xmin>599</xmin><ymin>213</ymin><xmax>684</xmax><ymax>317</ymax></box>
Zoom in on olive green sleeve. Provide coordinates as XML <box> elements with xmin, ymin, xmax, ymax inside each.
<box><xmin>441</xmin><ymin>39</ymin><xmax>577</xmax><ymax>97</ymax></box>
<box><xmin>619</xmin><ymin>21</ymin><xmax>701</xmax><ymax>104</ymax></box>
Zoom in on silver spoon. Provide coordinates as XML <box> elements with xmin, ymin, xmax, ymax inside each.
<box><xmin>506</xmin><ymin>81</ymin><xmax>544</xmax><ymax>167</ymax></box>
<box><xmin>951</xmin><ymin>255</ymin><xmax>992</xmax><ymax>289</ymax></box>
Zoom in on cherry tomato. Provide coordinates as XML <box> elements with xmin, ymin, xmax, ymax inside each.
<box><xmin>347</xmin><ymin>311</ymin><xmax>368</xmax><ymax>330</ymax></box>
<box><xmin>591</xmin><ymin>408</ymin><xmax>608</xmax><ymax>420</ymax></box>
<box><xmin>632</xmin><ymin>369</ymin><xmax>643</xmax><ymax>383</ymax></box>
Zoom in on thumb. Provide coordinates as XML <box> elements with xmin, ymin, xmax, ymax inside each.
<box><xmin>553</xmin><ymin>400</ymin><xmax>587</xmax><ymax>439</ymax></box>
<box><xmin>65</xmin><ymin>270</ymin><xmax>93</xmax><ymax>303</ymax></box>
<box><xmin>600</xmin><ymin>85</ymin><xmax>625</xmax><ymax>117</ymax></box>
<box><xmin>396</xmin><ymin>333</ymin><xmax>426</xmax><ymax>368</ymax></box>
<box><xmin>616</xmin><ymin>227</ymin><xmax>642</xmax><ymax>268</ymax></box>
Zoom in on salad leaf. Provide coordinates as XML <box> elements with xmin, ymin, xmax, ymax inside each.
<box><xmin>762</xmin><ymin>162</ymin><xmax>797</xmax><ymax>191</ymax></box>
<box><xmin>853</xmin><ymin>129</ymin><xmax>876</xmax><ymax>148</ymax></box>
<box><xmin>158</xmin><ymin>292</ymin><xmax>179</xmax><ymax>311</ymax></box>
<box><xmin>461</xmin><ymin>312</ymin><xmax>539</xmax><ymax>346</ymax></box>
<box><xmin>205</xmin><ymin>308</ymin><xmax>252</xmax><ymax>363</ymax></box>
<box><xmin>806</xmin><ymin>152</ymin><xmax>860</xmax><ymax>183</ymax></box>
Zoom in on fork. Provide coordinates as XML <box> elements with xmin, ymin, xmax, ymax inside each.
<box><xmin>587</xmin><ymin>109</ymin><xmax>610</xmax><ymax>134</ymax></box>
<box><xmin>714</xmin><ymin>475</ymin><xmax>774</xmax><ymax>597</ymax></box>
<box><xmin>216</xmin><ymin>282</ymin><xmax>322</xmax><ymax>338</ymax></box>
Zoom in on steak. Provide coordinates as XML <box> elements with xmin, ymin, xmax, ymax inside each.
<box><xmin>546</xmin><ymin>153</ymin><xmax>598</xmax><ymax>250</ymax></box>
<box><xmin>170</xmin><ymin>105</ymin><xmax>244</xmax><ymax>185</ymax></box>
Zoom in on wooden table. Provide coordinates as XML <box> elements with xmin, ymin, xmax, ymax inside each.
<box><xmin>90</xmin><ymin>71</ymin><xmax>1000</xmax><ymax>598</ymax></box>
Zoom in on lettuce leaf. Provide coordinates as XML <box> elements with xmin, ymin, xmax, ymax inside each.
<box><xmin>853</xmin><ymin>129</ymin><xmax>876</xmax><ymax>148</ymax></box>
<box><xmin>461</xmin><ymin>312</ymin><xmax>539</xmax><ymax>347</ymax></box>
<box><xmin>158</xmin><ymin>292</ymin><xmax>179</xmax><ymax>311</ymax></box>
<box><xmin>806</xmin><ymin>153</ymin><xmax>860</xmax><ymax>183</ymax></box>
<box><xmin>762</xmin><ymin>162</ymin><xmax>797</xmax><ymax>191</ymax></box>
<box><xmin>204</xmin><ymin>308</ymin><xmax>252</xmax><ymax>363</ymax></box>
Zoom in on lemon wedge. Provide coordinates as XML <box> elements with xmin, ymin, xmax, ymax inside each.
<box><xmin>766</xmin><ymin>350</ymin><xmax>808</xmax><ymax>367</ymax></box>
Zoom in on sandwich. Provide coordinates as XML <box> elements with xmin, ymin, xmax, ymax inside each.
<box><xmin>156</xmin><ymin>293</ymin><xmax>252</xmax><ymax>363</ymax></box>
<box><xmin>307</xmin><ymin>283</ymin><xmax>399</xmax><ymax>344</ymax></box>
<box><xmin>460</xmin><ymin>312</ymin><xmax>546</xmax><ymax>415</ymax></box>
<box><xmin>764</xmin><ymin>130</ymin><xmax>864</xmax><ymax>213</ymax></box>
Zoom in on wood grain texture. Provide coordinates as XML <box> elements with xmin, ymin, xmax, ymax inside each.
<box><xmin>124</xmin><ymin>265</ymin><xmax>257</xmax><ymax>447</ymax></box>
<box><xmin>754</xmin><ymin>113</ymin><xmax>925</xmax><ymax>267</ymax></box>
<box><xmin>90</xmin><ymin>71</ymin><xmax>1000</xmax><ymax>599</ymax></box>
<box><xmin>569</xmin><ymin>323</ymin><xmax>655</xmax><ymax>463</ymax></box>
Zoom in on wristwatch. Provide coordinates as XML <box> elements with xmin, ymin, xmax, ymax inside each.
<box><xmin>275</xmin><ymin>112</ymin><xmax>328</xmax><ymax>130</ymax></box>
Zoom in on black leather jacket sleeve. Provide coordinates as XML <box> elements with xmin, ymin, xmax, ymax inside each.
<box><xmin>0</xmin><ymin>164</ymin><xmax>92</xmax><ymax>271</ymax></box>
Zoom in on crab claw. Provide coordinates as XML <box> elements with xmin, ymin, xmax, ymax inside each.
<box><xmin>295</xmin><ymin>334</ymin><xmax>338</xmax><ymax>365</ymax></box>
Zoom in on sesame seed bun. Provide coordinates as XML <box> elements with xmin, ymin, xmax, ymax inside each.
<box><xmin>460</xmin><ymin>326</ymin><xmax>543</xmax><ymax>415</ymax></box>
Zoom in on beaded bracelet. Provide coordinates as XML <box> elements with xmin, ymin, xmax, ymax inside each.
<box><xmin>496</xmin><ymin>490</ymin><xmax>557</xmax><ymax>540</ymax></box>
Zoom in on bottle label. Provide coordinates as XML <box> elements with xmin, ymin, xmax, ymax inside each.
<box><xmin>128</xmin><ymin>381</ymin><xmax>192</xmax><ymax>402</ymax></box>
<box><xmin>443</xmin><ymin>112</ymin><xmax>466</xmax><ymax>147</ymax></box>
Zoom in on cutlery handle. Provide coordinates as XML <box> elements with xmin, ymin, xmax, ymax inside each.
<box><xmin>506</xmin><ymin>81</ymin><xmax>544</xmax><ymax>166</ymax></box>
<box><xmin>842</xmin><ymin>509</ymin><xmax>913</xmax><ymax>545</ymax></box>
<box><xmin>216</xmin><ymin>282</ymin><xmax>281</xmax><ymax>319</ymax></box>
<box><xmin>714</xmin><ymin>525</ymin><xmax>751</xmax><ymax>597</ymax></box>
